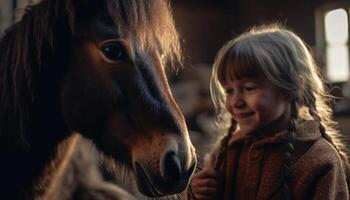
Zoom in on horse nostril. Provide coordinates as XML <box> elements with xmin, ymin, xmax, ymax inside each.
<box><xmin>163</xmin><ymin>151</ymin><xmax>182</xmax><ymax>183</ymax></box>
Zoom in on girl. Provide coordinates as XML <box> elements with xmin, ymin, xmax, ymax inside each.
<box><xmin>189</xmin><ymin>24</ymin><xmax>350</xmax><ymax>200</ymax></box>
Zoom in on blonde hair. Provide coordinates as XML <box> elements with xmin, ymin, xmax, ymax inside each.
<box><xmin>210</xmin><ymin>24</ymin><xmax>350</xmax><ymax>198</ymax></box>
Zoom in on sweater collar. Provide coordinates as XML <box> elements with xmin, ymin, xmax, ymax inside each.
<box><xmin>228</xmin><ymin>120</ymin><xmax>321</xmax><ymax>147</ymax></box>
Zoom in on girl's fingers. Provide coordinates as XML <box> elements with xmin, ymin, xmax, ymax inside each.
<box><xmin>193</xmin><ymin>187</ymin><xmax>222</xmax><ymax>200</ymax></box>
<box><xmin>192</xmin><ymin>177</ymin><xmax>221</xmax><ymax>188</ymax></box>
<box><xmin>194</xmin><ymin>168</ymin><xmax>221</xmax><ymax>179</ymax></box>
<box><xmin>193</xmin><ymin>186</ymin><xmax>222</xmax><ymax>196</ymax></box>
<box><xmin>190</xmin><ymin>167</ymin><xmax>223</xmax><ymax>199</ymax></box>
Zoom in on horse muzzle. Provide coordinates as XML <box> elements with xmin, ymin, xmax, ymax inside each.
<box><xmin>134</xmin><ymin>147</ymin><xmax>196</xmax><ymax>197</ymax></box>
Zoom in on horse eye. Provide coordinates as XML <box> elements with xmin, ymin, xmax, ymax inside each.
<box><xmin>101</xmin><ymin>42</ymin><xmax>127</xmax><ymax>62</ymax></box>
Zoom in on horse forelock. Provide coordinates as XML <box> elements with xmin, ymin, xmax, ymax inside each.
<box><xmin>106</xmin><ymin>0</ymin><xmax>183</xmax><ymax>70</ymax></box>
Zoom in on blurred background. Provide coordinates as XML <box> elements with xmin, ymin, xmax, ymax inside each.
<box><xmin>1</xmin><ymin>0</ymin><xmax>350</xmax><ymax>160</ymax></box>
<box><xmin>171</xmin><ymin>0</ymin><xmax>350</xmax><ymax>158</ymax></box>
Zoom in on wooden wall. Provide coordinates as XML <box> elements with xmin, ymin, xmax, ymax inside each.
<box><xmin>172</xmin><ymin>0</ymin><xmax>344</xmax><ymax>63</ymax></box>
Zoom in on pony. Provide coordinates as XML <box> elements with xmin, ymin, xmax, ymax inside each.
<box><xmin>0</xmin><ymin>0</ymin><xmax>196</xmax><ymax>199</ymax></box>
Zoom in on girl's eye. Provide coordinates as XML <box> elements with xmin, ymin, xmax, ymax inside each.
<box><xmin>101</xmin><ymin>42</ymin><xmax>127</xmax><ymax>62</ymax></box>
<box><xmin>243</xmin><ymin>87</ymin><xmax>256</xmax><ymax>92</ymax></box>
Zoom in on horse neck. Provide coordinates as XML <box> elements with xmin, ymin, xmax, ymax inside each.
<box><xmin>0</xmin><ymin>2</ymin><xmax>75</xmax><ymax>197</ymax></box>
<box><xmin>0</xmin><ymin>117</ymin><xmax>72</xmax><ymax>199</ymax></box>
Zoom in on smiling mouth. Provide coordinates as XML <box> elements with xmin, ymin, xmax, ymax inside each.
<box><xmin>236</xmin><ymin>112</ymin><xmax>254</xmax><ymax>119</ymax></box>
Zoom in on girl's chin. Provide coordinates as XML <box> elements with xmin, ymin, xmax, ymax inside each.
<box><xmin>236</xmin><ymin>125</ymin><xmax>258</xmax><ymax>135</ymax></box>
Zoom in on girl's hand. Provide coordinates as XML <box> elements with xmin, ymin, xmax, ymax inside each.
<box><xmin>190</xmin><ymin>167</ymin><xmax>223</xmax><ymax>200</ymax></box>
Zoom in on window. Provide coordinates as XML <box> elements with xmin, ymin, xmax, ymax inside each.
<box><xmin>316</xmin><ymin>3</ymin><xmax>350</xmax><ymax>82</ymax></box>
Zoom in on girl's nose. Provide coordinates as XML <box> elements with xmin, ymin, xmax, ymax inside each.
<box><xmin>232</xmin><ymin>93</ymin><xmax>245</xmax><ymax>108</ymax></box>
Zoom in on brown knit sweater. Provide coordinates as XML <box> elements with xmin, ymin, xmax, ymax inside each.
<box><xmin>192</xmin><ymin>120</ymin><xmax>349</xmax><ymax>200</ymax></box>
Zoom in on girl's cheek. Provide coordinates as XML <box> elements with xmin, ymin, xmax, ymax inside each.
<box><xmin>225</xmin><ymin>97</ymin><xmax>232</xmax><ymax>112</ymax></box>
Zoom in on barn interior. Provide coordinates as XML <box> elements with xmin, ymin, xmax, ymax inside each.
<box><xmin>1</xmin><ymin>0</ymin><xmax>350</xmax><ymax>198</ymax></box>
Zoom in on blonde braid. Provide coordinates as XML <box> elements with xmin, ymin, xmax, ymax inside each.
<box><xmin>307</xmin><ymin>92</ymin><xmax>350</xmax><ymax>177</ymax></box>
<box><xmin>281</xmin><ymin>100</ymin><xmax>298</xmax><ymax>199</ymax></box>
<box><xmin>213</xmin><ymin>119</ymin><xmax>236</xmax><ymax>172</ymax></box>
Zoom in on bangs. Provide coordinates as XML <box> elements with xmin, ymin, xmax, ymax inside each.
<box><xmin>106</xmin><ymin>0</ymin><xmax>182</xmax><ymax>68</ymax></box>
<box><xmin>217</xmin><ymin>41</ymin><xmax>264</xmax><ymax>84</ymax></box>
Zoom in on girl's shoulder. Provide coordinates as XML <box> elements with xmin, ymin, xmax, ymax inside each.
<box><xmin>293</xmin><ymin>137</ymin><xmax>344</xmax><ymax>175</ymax></box>
<box><xmin>292</xmin><ymin>138</ymin><xmax>349</xmax><ymax>199</ymax></box>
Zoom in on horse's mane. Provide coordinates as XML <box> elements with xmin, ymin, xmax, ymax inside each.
<box><xmin>0</xmin><ymin>0</ymin><xmax>182</xmax><ymax>149</ymax></box>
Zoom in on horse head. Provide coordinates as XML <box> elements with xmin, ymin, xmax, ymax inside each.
<box><xmin>60</xmin><ymin>0</ymin><xmax>196</xmax><ymax>197</ymax></box>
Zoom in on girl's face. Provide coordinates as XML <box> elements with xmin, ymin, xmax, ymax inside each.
<box><xmin>223</xmin><ymin>78</ymin><xmax>291</xmax><ymax>136</ymax></box>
